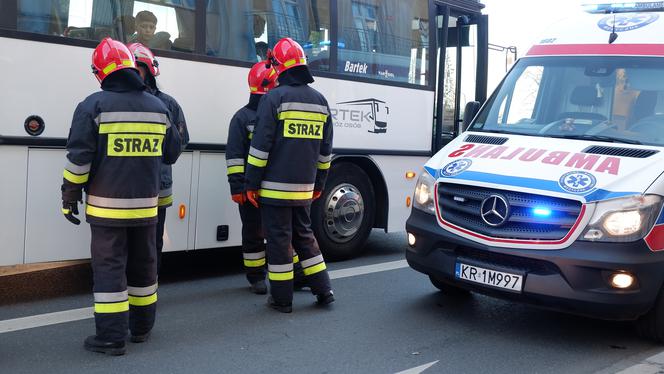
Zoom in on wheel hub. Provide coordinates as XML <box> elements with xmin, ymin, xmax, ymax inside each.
<box><xmin>323</xmin><ymin>183</ymin><xmax>364</xmax><ymax>244</ymax></box>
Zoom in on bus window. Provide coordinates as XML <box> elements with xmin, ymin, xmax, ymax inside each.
<box><xmin>125</xmin><ymin>1</ymin><xmax>196</xmax><ymax>52</ymax></box>
<box><xmin>206</xmin><ymin>0</ymin><xmax>330</xmax><ymax>70</ymax></box>
<box><xmin>17</xmin><ymin>0</ymin><xmax>106</xmax><ymax>41</ymax></box>
<box><xmin>337</xmin><ymin>0</ymin><xmax>429</xmax><ymax>85</ymax></box>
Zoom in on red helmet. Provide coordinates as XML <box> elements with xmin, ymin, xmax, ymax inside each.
<box><xmin>91</xmin><ymin>37</ymin><xmax>137</xmax><ymax>83</ymax></box>
<box><xmin>248</xmin><ymin>61</ymin><xmax>278</xmax><ymax>94</ymax></box>
<box><xmin>127</xmin><ymin>43</ymin><xmax>160</xmax><ymax>77</ymax></box>
<box><xmin>269</xmin><ymin>37</ymin><xmax>307</xmax><ymax>75</ymax></box>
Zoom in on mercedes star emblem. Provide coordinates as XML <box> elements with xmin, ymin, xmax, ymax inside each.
<box><xmin>480</xmin><ymin>195</ymin><xmax>510</xmax><ymax>227</ymax></box>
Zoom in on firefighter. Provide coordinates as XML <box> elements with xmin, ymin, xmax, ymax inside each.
<box><xmin>61</xmin><ymin>38</ymin><xmax>181</xmax><ymax>355</ymax></box>
<box><xmin>245</xmin><ymin>38</ymin><xmax>334</xmax><ymax>313</ymax></box>
<box><xmin>127</xmin><ymin>43</ymin><xmax>190</xmax><ymax>274</ymax></box>
<box><xmin>226</xmin><ymin>60</ymin><xmax>305</xmax><ymax>294</ymax></box>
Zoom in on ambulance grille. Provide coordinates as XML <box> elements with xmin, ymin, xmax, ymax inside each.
<box><xmin>583</xmin><ymin>146</ymin><xmax>658</xmax><ymax>158</ymax></box>
<box><xmin>437</xmin><ymin>183</ymin><xmax>583</xmax><ymax>241</ymax></box>
<box><xmin>463</xmin><ymin>134</ymin><xmax>508</xmax><ymax>145</ymax></box>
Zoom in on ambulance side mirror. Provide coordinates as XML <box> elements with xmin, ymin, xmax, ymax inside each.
<box><xmin>462</xmin><ymin>101</ymin><xmax>481</xmax><ymax>132</ymax></box>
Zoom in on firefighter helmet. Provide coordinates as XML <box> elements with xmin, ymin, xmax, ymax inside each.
<box><xmin>248</xmin><ymin>60</ymin><xmax>278</xmax><ymax>94</ymax></box>
<box><xmin>127</xmin><ymin>43</ymin><xmax>160</xmax><ymax>77</ymax></box>
<box><xmin>269</xmin><ymin>37</ymin><xmax>307</xmax><ymax>75</ymax></box>
<box><xmin>91</xmin><ymin>37</ymin><xmax>137</xmax><ymax>83</ymax></box>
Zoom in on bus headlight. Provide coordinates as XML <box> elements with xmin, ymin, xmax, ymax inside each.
<box><xmin>413</xmin><ymin>170</ymin><xmax>436</xmax><ymax>215</ymax></box>
<box><xmin>582</xmin><ymin>195</ymin><xmax>663</xmax><ymax>242</ymax></box>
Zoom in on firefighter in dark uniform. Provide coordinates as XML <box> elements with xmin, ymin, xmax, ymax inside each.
<box><xmin>226</xmin><ymin>61</ymin><xmax>305</xmax><ymax>294</ymax></box>
<box><xmin>128</xmin><ymin>43</ymin><xmax>190</xmax><ymax>273</ymax></box>
<box><xmin>61</xmin><ymin>38</ymin><xmax>181</xmax><ymax>355</ymax></box>
<box><xmin>245</xmin><ymin>38</ymin><xmax>335</xmax><ymax>313</ymax></box>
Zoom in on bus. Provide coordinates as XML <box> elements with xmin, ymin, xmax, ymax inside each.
<box><xmin>0</xmin><ymin>0</ymin><xmax>487</xmax><ymax>267</ymax></box>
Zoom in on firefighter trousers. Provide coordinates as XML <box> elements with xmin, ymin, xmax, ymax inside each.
<box><xmin>90</xmin><ymin>225</ymin><xmax>158</xmax><ymax>343</ymax></box>
<box><xmin>239</xmin><ymin>203</ymin><xmax>304</xmax><ymax>285</ymax></box>
<box><xmin>156</xmin><ymin>207</ymin><xmax>166</xmax><ymax>274</ymax></box>
<box><xmin>261</xmin><ymin>204</ymin><xmax>332</xmax><ymax>304</ymax></box>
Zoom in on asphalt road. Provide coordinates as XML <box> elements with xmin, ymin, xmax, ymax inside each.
<box><xmin>1</xmin><ymin>231</ymin><xmax>663</xmax><ymax>373</ymax></box>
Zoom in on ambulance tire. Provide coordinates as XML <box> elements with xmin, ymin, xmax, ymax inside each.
<box><xmin>636</xmin><ymin>286</ymin><xmax>664</xmax><ymax>343</ymax></box>
<box><xmin>312</xmin><ymin>163</ymin><xmax>375</xmax><ymax>261</ymax></box>
<box><xmin>429</xmin><ymin>276</ymin><xmax>471</xmax><ymax>297</ymax></box>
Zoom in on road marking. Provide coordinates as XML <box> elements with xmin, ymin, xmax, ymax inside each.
<box><xmin>395</xmin><ymin>360</ymin><xmax>439</xmax><ymax>374</ymax></box>
<box><xmin>615</xmin><ymin>351</ymin><xmax>664</xmax><ymax>374</ymax></box>
<box><xmin>0</xmin><ymin>259</ymin><xmax>410</xmax><ymax>334</ymax></box>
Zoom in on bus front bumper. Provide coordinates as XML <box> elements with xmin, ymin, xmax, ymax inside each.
<box><xmin>405</xmin><ymin>208</ymin><xmax>664</xmax><ymax>321</ymax></box>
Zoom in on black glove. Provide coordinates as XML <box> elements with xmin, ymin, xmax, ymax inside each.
<box><xmin>62</xmin><ymin>200</ymin><xmax>81</xmax><ymax>225</ymax></box>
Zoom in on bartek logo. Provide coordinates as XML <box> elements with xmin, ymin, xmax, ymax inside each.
<box><xmin>330</xmin><ymin>98</ymin><xmax>390</xmax><ymax>134</ymax></box>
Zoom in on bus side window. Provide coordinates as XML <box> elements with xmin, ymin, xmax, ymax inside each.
<box><xmin>337</xmin><ymin>0</ymin><xmax>429</xmax><ymax>85</ymax></box>
<box><xmin>16</xmin><ymin>0</ymin><xmax>94</xmax><ymax>39</ymax></box>
<box><xmin>127</xmin><ymin>1</ymin><xmax>197</xmax><ymax>52</ymax></box>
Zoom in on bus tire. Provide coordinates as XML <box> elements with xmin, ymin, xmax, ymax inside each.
<box><xmin>429</xmin><ymin>276</ymin><xmax>471</xmax><ymax>297</ymax></box>
<box><xmin>312</xmin><ymin>162</ymin><xmax>375</xmax><ymax>261</ymax></box>
<box><xmin>636</xmin><ymin>287</ymin><xmax>664</xmax><ymax>343</ymax></box>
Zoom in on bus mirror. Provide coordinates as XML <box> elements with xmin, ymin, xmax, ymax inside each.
<box><xmin>462</xmin><ymin>101</ymin><xmax>481</xmax><ymax>132</ymax></box>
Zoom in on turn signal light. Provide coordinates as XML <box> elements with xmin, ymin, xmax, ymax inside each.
<box><xmin>406</xmin><ymin>171</ymin><xmax>416</xmax><ymax>179</ymax></box>
<box><xmin>406</xmin><ymin>196</ymin><xmax>412</xmax><ymax>207</ymax></box>
<box><xmin>609</xmin><ymin>272</ymin><xmax>635</xmax><ymax>289</ymax></box>
<box><xmin>179</xmin><ymin>204</ymin><xmax>186</xmax><ymax>220</ymax></box>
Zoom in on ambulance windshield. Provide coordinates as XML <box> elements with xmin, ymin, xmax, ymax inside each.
<box><xmin>471</xmin><ymin>56</ymin><xmax>664</xmax><ymax>146</ymax></box>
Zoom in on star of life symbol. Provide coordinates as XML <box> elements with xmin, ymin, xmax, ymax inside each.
<box><xmin>558</xmin><ymin>171</ymin><xmax>597</xmax><ymax>194</ymax></box>
<box><xmin>598</xmin><ymin>13</ymin><xmax>659</xmax><ymax>32</ymax></box>
<box><xmin>441</xmin><ymin>159</ymin><xmax>472</xmax><ymax>177</ymax></box>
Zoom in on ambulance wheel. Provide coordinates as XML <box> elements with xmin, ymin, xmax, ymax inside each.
<box><xmin>429</xmin><ymin>276</ymin><xmax>471</xmax><ymax>297</ymax></box>
<box><xmin>312</xmin><ymin>162</ymin><xmax>375</xmax><ymax>261</ymax></box>
<box><xmin>636</xmin><ymin>286</ymin><xmax>664</xmax><ymax>343</ymax></box>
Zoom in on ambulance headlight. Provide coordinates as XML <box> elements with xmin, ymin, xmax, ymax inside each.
<box><xmin>413</xmin><ymin>170</ymin><xmax>436</xmax><ymax>215</ymax></box>
<box><xmin>582</xmin><ymin>195</ymin><xmax>663</xmax><ymax>242</ymax></box>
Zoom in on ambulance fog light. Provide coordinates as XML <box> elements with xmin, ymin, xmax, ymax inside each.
<box><xmin>408</xmin><ymin>233</ymin><xmax>416</xmax><ymax>247</ymax></box>
<box><xmin>603</xmin><ymin>211</ymin><xmax>642</xmax><ymax>236</ymax></box>
<box><xmin>609</xmin><ymin>272</ymin><xmax>635</xmax><ymax>289</ymax></box>
<box><xmin>583</xmin><ymin>229</ymin><xmax>604</xmax><ymax>240</ymax></box>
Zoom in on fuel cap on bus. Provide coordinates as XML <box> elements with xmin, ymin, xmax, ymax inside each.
<box><xmin>24</xmin><ymin>115</ymin><xmax>45</xmax><ymax>136</ymax></box>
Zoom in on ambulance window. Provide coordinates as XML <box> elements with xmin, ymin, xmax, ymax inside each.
<box><xmin>337</xmin><ymin>0</ymin><xmax>430</xmax><ymax>85</ymax></box>
<box><xmin>206</xmin><ymin>0</ymin><xmax>331</xmax><ymax>71</ymax></box>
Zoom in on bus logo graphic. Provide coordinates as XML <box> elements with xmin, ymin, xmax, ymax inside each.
<box><xmin>331</xmin><ymin>98</ymin><xmax>390</xmax><ymax>134</ymax></box>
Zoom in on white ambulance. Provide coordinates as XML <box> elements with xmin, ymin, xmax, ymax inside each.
<box><xmin>406</xmin><ymin>2</ymin><xmax>664</xmax><ymax>341</ymax></box>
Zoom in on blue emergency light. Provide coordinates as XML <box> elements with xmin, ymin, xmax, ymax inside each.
<box><xmin>583</xmin><ymin>1</ymin><xmax>664</xmax><ymax>13</ymax></box>
<box><xmin>533</xmin><ymin>207</ymin><xmax>552</xmax><ymax>217</ymax></box>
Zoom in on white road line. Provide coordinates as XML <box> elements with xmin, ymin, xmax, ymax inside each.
<box><xmin>395</xmin><ymin>360</ymin><xmax>440</xmax><ymax>374</ymax></box>
<box><xmin>614</xmin><ymin>351</ymin><xmax>664</xmax><ymax>374</ymax></box>
<box><xmin>0</xmin><ymin>259</ymin><xmax>410</xmax><ymax>334</ymax></box>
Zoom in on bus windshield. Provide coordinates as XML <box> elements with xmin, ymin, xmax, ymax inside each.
<box><xmin>471</xmin><ymin>56</ymin><xmax>664</xmax><ymax>147</ymax></box>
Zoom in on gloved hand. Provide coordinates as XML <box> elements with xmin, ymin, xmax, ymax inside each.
<box><xmin>62</xmin><ymin>200</ymin><xmax>81</xmax><ymax>225</ymax></box>
<box><xmin>246</xmin><ymin>190</ymin><xmax>259</xmax><ymax>208</ymax></box>
<box><xmin>232</xmin><ymin>193</ymin><xmax>246</xmax><ymax>205</ymax></box>
<box><xmin>312</xmin><ymin>191</ymin><xmax>322</xmax><ymax>201</ymax></box>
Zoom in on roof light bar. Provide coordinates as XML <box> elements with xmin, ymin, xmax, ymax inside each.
<box><xmin>583</xmin><ymin>1</ymin><xmax>664</xmax><ymax>13</ymax></box>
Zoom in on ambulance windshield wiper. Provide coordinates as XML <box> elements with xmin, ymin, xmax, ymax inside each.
<box><xmin>553</xmin><ymin>134</ymin><xmax>643</xmax><ymax>145</ymax></box>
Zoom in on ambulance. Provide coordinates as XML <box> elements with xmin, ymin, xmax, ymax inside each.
<box><xmin>406</xmin><ymin>2</ymin><xmax>664</xmax><ymax>341</ymax></box>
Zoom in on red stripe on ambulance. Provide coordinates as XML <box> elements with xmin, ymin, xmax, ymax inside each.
<box><xmin>527</xmin><ymin>44</ymin><xmax>664</xmax><ymax>57</ymax></box>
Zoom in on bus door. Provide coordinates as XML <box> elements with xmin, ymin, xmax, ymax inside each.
<box><xmin>433</xmin><ymin>2</ymin><xmax>488</xmax><ymax>151</ymax></box>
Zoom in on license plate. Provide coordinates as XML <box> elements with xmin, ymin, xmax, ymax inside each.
<box><xmin>455</xmin><ymin>262</ymin><xmax>523</xmax><ymax>292</ymax></box>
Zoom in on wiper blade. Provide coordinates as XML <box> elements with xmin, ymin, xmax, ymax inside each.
<box><xmin>554</xmin><ymin>134</ymin><xmax>643</xmax><ymax>145</ymax></box>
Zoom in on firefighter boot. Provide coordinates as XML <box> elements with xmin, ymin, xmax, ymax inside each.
<box><xmin>130</xmin><ymin>331</ymin><xmax>151</xmax><ymax>343</ymax></box>
<box><xmin>84</xmin><ymin>335</ymin><xmax>126</xmax><ymax>356</ymax></box>
<box><xmin>316</xmin><ymin>290</ymin><xmax>335</xmax><ymax>306</ymax></box>
<box><xmin>251</xmin><ymin>279</ymin><xmax>268</xmax><ymax>295</ymax></box>
<box><xmin>267</xmin><ymin>296</ymin><xmax>292</xmax><ymax>313</ymax></box>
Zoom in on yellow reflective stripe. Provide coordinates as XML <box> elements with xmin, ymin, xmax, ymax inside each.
<box><xmin>317</xmin><ymin>161</ymin><xmax>331</xmax><ymax>170</ymax></box>
<box><xmin>158</xmin><ymin>195</ymin><xmax>173</xmax><ymax>207</ymax></box>
<box><xmin>102</xmin><ymin>62</ymin><xmax>118</xmax><ymax>75</ymax></box>
<box><xmin>86</xmin><ymin>205</ymin><xmax>158</xmax><ymax>219</ymax></box>
<box><xmin>62</xmin><ymin>208</ymin><xmax>71</xmax><ymax>214</ymax></box>
<box><xmin>63</xmin><ymin>169</ymin><xmax>89</xmax><ymax>184</ymax></box>
<box><xmin>128</xmin><ymin>293</ymin><xmax>157</xmax><ymax>306</ymax></box>
<box><xmin>259</xmin><ymin>189</ymin><xmax>313</xmax><ymax>200</ymax></box>
<box><xmin>247</xmin><ymin>155</ymin><xmax>267</xmax><ymax>167</ymax></box>
<box><xmin>293</xmin><ymin>255</ymin><xmax>300</xmax><ymax>264</ymax></box>
<box><xmin>227</xmin><ymin>165</ymin><xmax>245</xmax><ymax>175</ymax></box>
<box><xmin>283</xmin><ymin>58</ymin><xmax>306</xmax><ymax>67</ymax></box>
<box><xmin>244</xmin><ymin>258</ymin><xmax>266</xmax><ymax>268</ymax></box>
<box><xmin>99</xmin><ymin>123</ymin><xmax>167</xmax><ymax>134</ymax></box>
<box><xmin>250</xmin><ymin>86</ymin><xmax>258</xmax><ymax>92</ymax></box>
<box><xmin>122</xmin><ymin>59</ymin><xmax>133</xmax><ymax>67</ymax></box>
<box><xmin>95</xmin><ymin>301</ymin><xmax>129</xmax><ymax>313</ymax></box>
<box><xmin>269</xmin><ymin>271</ymin><xmax>294</xmax><ymax>281</ymax></box>
<box><xmin>279</xmin><ymin>111</ymin><xmax>328</xmax><ymax>122</ymax></box>
<box><xmin>303</xmin><ymin>262</ymin><xmax>327</xmax><ymax>276</ymax></box>
<box><xmin>248</xmin><ymin>132</ymin><xmax>253</xmax><ymax>140</ymax></box>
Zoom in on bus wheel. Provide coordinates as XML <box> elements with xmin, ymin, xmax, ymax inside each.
<box><xmin>312</xmin><ymin>162</ymin><xmax>375</xmax><ymax>261</ymax></box>
<box><xmin>429</xmin><ymin>276</ymin><xmax>471</xmax><ymax>297</ymax></box>
<box><xmin>636</xmin><ymin>286</ymin><xmax>664</xmax><ymax>342</ymax></box>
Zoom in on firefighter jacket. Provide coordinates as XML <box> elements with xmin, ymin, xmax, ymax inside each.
<box><xmin>245</xmin><ymin>74</ymin><xmax>333</xmax><ymax>206</ymax></box>
<box><xmin>153</xmin><ymin>89</ymin><xmax>189</xmax><ymax>208</ymax></box>
<box><xmin>225</xmin><ymin>95</ymin><xmax>261</xmax><ymax>195</ymax></box>
<box><xmin>61</xmin><ymin>70</ymin><xmax>182</xmax><ymax>227</ymax></box>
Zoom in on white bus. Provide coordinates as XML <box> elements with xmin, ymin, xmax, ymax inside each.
<box><xmin>0</xmin><ymin>0</ymin><xmax>487</xmax><ymax>266</ymax></box>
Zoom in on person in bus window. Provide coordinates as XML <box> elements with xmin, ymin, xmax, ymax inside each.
<box><xmin>127</xmin><ymin>43</ymin><xmax>190</xmax><ymax>274</ymax></box>
<box><xmin>245</xmin><ymin>38</ymin><xmax>335</xmax><ymax>313</ymax></box>
<box><xmin>130</xmin><ymin>11</ymin><xmax>159</xmax><ymax>46</ymax></box>
<box><xmin>61</xmin><ymin>38</ymin><xmax>181</xmax><ymax>355</ymax></box>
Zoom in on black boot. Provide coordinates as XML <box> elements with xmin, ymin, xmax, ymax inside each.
<box><xmin>130</xmin><ymin>331</ymin><xmax>151</xmax><ymax>343</ymax></box>
<box><xmin>250</xmin><ymin>280</ymin><xmax>268</xmax><ymax>295</ymax></box>
<box><xmin>316</xmin><ymin>290</ymin><xmax>335</xmax><ymax>305</ymax></box>
<box><xmin>267</xmin><ymin>296</ymin><xmax>292</xmax><ymax>313</ymax></box>
<box><xmin>84</xmin><ymin>335</ymin><xmax>126</xmax><ymax>356</ymax></box>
